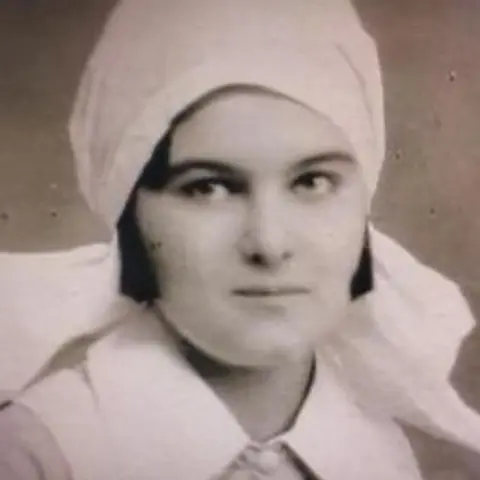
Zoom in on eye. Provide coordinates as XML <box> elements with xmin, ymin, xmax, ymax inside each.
<box><xmin>292</xmin><ymin>172</ymin><xmax>336</xmax><ymax>198</ymax></box>
<box><xmin>179</xmin><ymin>177</ymin><xmax>244</xmax><ymax>201</ymax></box>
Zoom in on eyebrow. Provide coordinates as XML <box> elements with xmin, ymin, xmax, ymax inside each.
<box><xmin>166</xmin><ymin>160</ymin><xmax>240</xmax><ymax>182</ymax></box>
<box><xmin>294</xmin><ymin>151</ymin><xmax>354</xmax><ymax>171</ymax></box>
<box><xmin>166</xmin><ymin>151</ymin><xmax>354</xmax><ymax>181</ymax></box>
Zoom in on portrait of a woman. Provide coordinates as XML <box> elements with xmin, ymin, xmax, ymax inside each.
<box><xmin>1</xmin><ymin>0</ymin><xmax>480</xmax><ymax>479</ymax></box>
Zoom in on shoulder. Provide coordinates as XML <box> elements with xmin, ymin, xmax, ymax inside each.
<box><xmin>0</xmin><ymin>400</ymin><xmax>71</xmax><ymax>480</ymax></box>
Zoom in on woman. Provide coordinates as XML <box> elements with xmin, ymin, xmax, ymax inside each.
<box><xmin>1</xmin><ymin>0</ymin><xmax>480</xmax><ymax>478</ymax></box>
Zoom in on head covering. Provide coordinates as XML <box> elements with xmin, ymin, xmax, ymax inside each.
<box><xmin>20</xmin><ymin>0</ymin><xmax>480</xmax><ymax>455</ymax></box>
<box><xmin>69</xmin><ymin>0</ymin><xmax>384</xmax><ymax>229</ymax></box>
<box><xmin>0</xmin><ymin>242</ymin><xmax>119</xmax><ymax>392</ymax></box>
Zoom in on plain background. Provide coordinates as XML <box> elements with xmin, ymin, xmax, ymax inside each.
<box><xmin>0</xmin><ymin>0</ymin><xmax>479</xmax><ymax>472</ymax></box>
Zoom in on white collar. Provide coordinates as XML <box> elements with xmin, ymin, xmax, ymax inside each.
<box><xmin>85</xmin><ymin>306</ymin><xmax>424</xmax><ymax>480</ymax></box>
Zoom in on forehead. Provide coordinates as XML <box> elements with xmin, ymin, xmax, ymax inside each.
<box><xmin>169</xmin><ymin>89</ymin><xmax>355</xmax><ymax>168</ymax></box>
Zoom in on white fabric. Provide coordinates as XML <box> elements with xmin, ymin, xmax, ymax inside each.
<box><xmin>2</xmin><ymin>0</ymin><xmax>480</xmax><ymax>477</ymax></box>
<box><xmin>19</xmin><ymin>299</ymin><xmax>424</xmax><ymax>480</ymax></box>
<box><xmin>0</xmin><ymin>239</ymin><xmax>119</xmax><ymax>392</ymax></box>
<box><xmin>332</xmin><ymin>229</ymin><xmax>480</xmax><ymax>450</ymax></box>
<box><xmin>69</xmin><ymin>0</ymin><xmax>384</xmax><ymax>228</ymax></box>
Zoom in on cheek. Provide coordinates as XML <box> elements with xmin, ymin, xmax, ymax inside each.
<box><xmin>299</xmin><ymin>190</ymin><xmax>367</xmax><ymax>277</ymax></box>
<box><xmin>140</xmin><ymin>202</ymin><xmax>237</xmax><ymax>288</ymax></box>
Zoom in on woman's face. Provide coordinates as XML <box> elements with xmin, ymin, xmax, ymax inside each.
<box><xmin>135</xmin><ymin>90</ymin><xmax>368</xmax><ymax>368</ymax></box>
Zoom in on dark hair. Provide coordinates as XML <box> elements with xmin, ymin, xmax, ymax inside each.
<box><xmin>117</xmin><ymin>132</ymin><xmax>374</xmax><ymax>304</ymax></box>
<box><xmin>117</xmin><ymin>133</ymin><xmax>170</xmax><ymax>304</ymax></box>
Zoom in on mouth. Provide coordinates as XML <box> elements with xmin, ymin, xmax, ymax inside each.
<box><xmin>232</xmin><ymin>286</ymin><xmax>310</xmax><ymax>297</ymax></box>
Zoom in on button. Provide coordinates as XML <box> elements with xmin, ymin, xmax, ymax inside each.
<box><xmin>240</xmin><ymin>443</ymin><xmax>283</xmax><ymax>477</ymax></box>
<box><xmin>255</xmin><ymin>447</ymin><xmax>283</xmax><ymax>475</ymax></box>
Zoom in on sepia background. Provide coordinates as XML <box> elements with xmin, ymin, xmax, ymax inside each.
<box><xmin>0</xmin><ymin>0</ymin><xmax>479</xmax><ymax>473</ymax></box>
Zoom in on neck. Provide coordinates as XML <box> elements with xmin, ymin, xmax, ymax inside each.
<box><xmin>181</xmin><ymin>342</ymin><xmax>315</xmax><ymax>442</ymax></box>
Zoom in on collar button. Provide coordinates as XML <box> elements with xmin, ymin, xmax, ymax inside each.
<box><xmin>241</xmin><ymin>443</ymin><xmax>283</xmax><ymax>477</ymax></box>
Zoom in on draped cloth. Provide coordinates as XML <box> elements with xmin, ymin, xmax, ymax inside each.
<box><xmin>0</xmin><ymin>240</ymin><xmax>118</xmax><ymax>393</ymax></box>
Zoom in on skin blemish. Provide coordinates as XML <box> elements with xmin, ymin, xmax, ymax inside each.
<box><xmin>150</xmin><ymin>241</ymin><xmax>162</xmax><ymax>251</ymax></box>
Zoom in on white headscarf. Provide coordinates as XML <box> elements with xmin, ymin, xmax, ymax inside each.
<box><xmin>5</xmin><ymin>0</ymin><xmax>480</xmax><ymax>453</ymax></box>
<box><xmin>0</xmin><ymin>242</ymin><xmax>119</xmax><ymax>394</ymax></box>
<box><xmin>70</xmin><ymin>0</ymin><xmax>384</xmax><ymax>227</ymax></box>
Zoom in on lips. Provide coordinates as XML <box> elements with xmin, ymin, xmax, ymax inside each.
<box><xmin>232</xmin><ymin>286</ymin><xmax>309</xmax><ymax>297</ymax></box>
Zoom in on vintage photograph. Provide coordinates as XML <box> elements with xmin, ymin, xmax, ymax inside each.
<box><xmin>1</xmin><ymin>0</ymin><xmax>479</xmax><ymax>479</ymax></box>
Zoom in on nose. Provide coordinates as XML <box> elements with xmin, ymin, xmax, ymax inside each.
<box><xmin>238</xmin><ymin>191</ymin><xmax>293</xmax><ymax>269</ymax></box>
